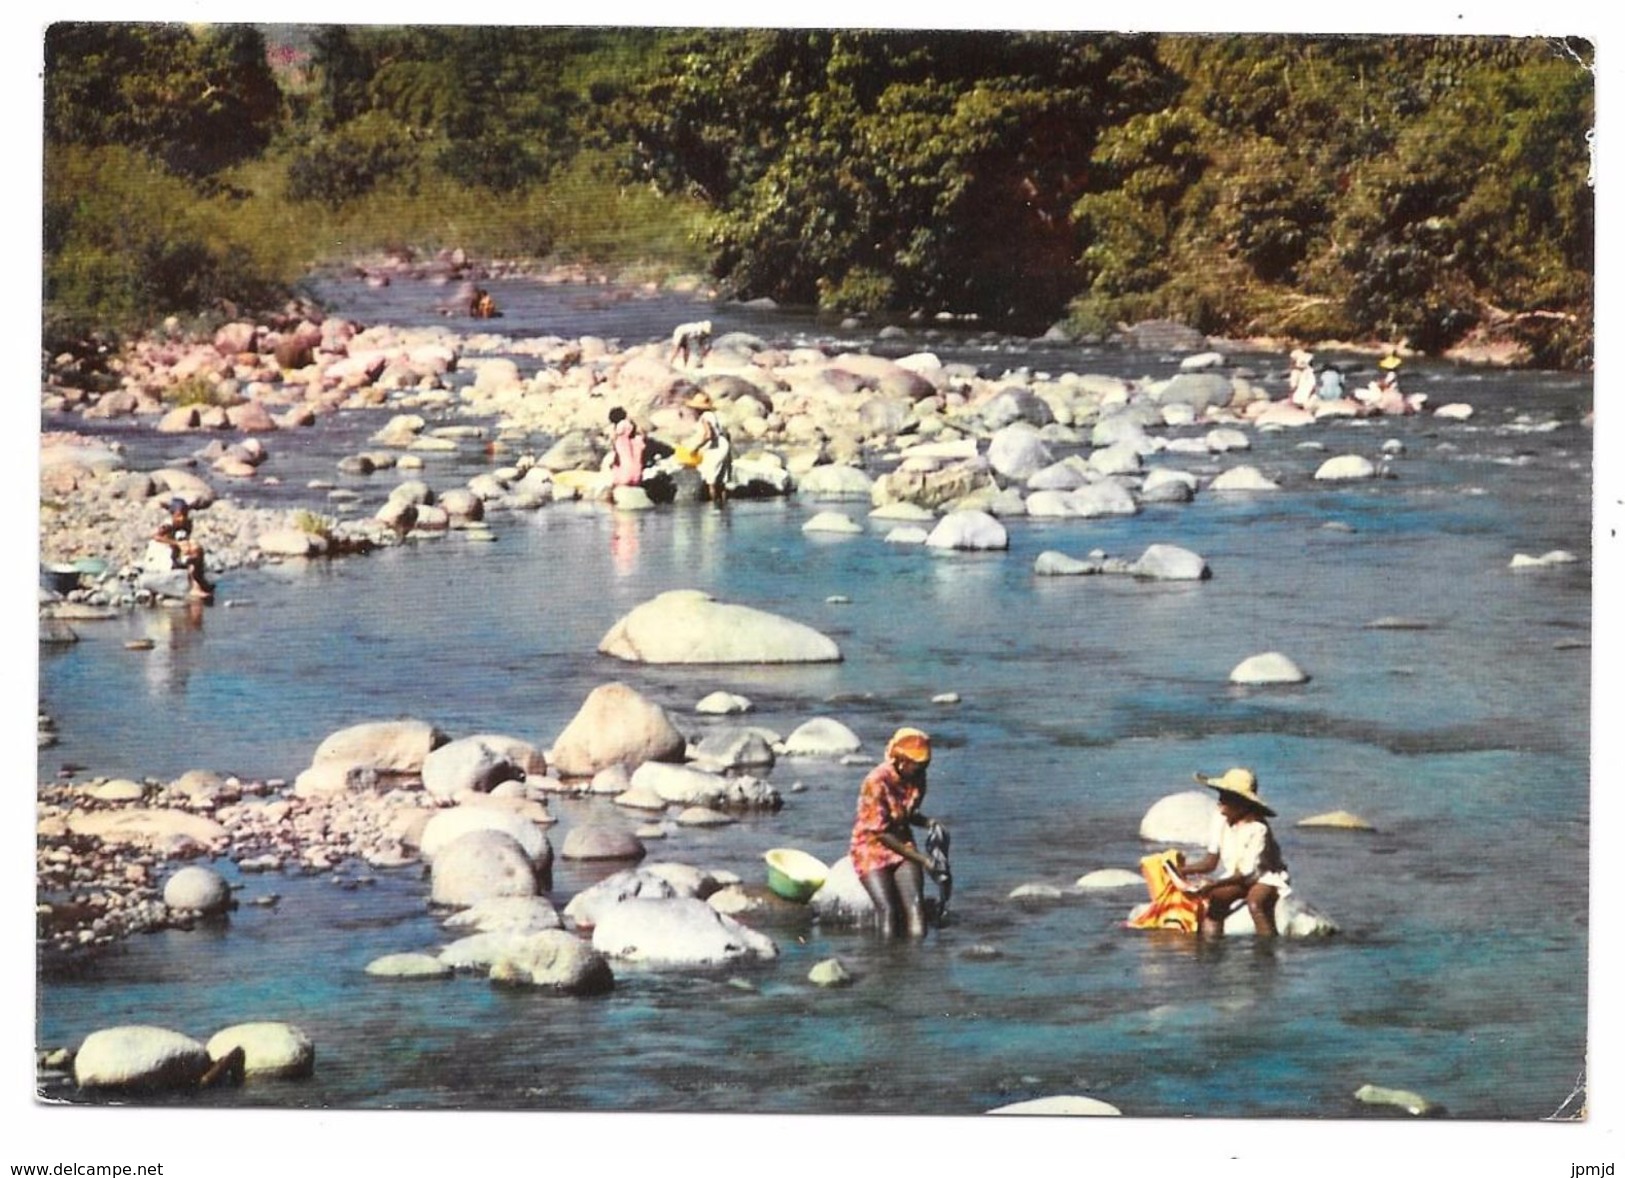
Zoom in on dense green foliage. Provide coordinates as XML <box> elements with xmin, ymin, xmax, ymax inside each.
<box><xmin>41</xmin><ymin>24</ymin><xmax>1593</xmax><ymax>366</ymax></box>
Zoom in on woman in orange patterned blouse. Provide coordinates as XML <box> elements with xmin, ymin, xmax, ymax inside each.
<box><xmin>849</xmin><ymin>727</ymin><xmax>944</xmax><ymax>938</ymax></box>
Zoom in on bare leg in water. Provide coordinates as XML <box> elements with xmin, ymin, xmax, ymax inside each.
<box><xmin>860</xmin><ymin>860</ymin><xmax>927</xmax><ymax>938</ymax></box>
<box><xmin>1199</xmin><ymin>881</ymin><xmax>1279</xmax><ymax>937</ymax></box>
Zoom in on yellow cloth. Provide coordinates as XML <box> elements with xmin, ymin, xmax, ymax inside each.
<box><xmin>1125</xmin><ymin>850</ymin><xmax>1204</xmax><ymax>933</ymax></box>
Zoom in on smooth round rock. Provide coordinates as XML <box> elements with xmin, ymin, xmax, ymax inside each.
<box><xmin>162</xmin><ymin>865</ymin><xmax>231</xmax><ymax>914</ymax></box>
<box><xmin>205</xmin><ymin>1022</ymin><xmax>314</xmax><ymax>1079</ymax></box>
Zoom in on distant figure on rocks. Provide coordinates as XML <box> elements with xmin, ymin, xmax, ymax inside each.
<box><xmin>849</xmin><ymin>727</ymin><xmax>948</xmax><ymax>938</ymax></box>
<box><xmin>684</xmin><ymin>392</ymin><xmax>732</xmax><ymax>505</ymax></box>
<box><xmin>1172</xmin><ymin>767</ymin><xmax>1290</xmax><ymax>937</ymax></box>
<box><xmin>1316</xmin><ymin>364</ymin><xmax>1346</xmax><ymax>404</ymax></box>
<box><xmin>669</xmin><ymin>319</ymin><xmax>712</xmax><ymax>367</ymax></box>
<box><xmin>153</xmin><ymin>498</ymin><xmax>213</xmax><ymax>600</ymax></box>
<box><xmin>1357</xmin><ymin>354</ymin><xmax>1425</xmax><ymax>415</ymax></box>
<box><xmin>1287</xmin><ymin>349</ymin><xmax>1319</xmax><ymax>408</ymax></box>
<box><xmin>469</xmin><ymin>287</ymin><xmax>499</xmax><ymax>319</ymax></box>
<box><xmin>606</xmin><ymin>406</ymin><xmax>647</xmax><ymax>488</ymax></box>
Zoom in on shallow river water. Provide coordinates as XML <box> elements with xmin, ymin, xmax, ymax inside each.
<box><xmin>35</xmin><ymin>273</ymin><xmax>1594</xmax><ymax>1122</ymax></box>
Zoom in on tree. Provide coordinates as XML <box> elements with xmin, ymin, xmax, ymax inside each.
<box><xmin>44</xmin><ymin>22</ymin><xmax>282</xmax><ymax>179</ymax></box>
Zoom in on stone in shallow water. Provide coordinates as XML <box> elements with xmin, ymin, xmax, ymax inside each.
<box><xmin>1229</xmin><ymin>651</ymin><xmax>1310</xmax><ymax>685</ymax></box>
<box><xmin>988</xmin><ymin>1094</ymin><xmax>1122</xmax><ymax>1116</ymax></box>
<box><xmin>1354</xmin><ymin>1083</ymin><xmax>1441</xmax><ymax>1116</ymax></box>
<box><xmin>1297</xmin><ymin>810</ymin><xmax>1374</xmax><ymax>831</ymax></box>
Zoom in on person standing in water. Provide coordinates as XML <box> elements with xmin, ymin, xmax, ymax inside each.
<box><xmin>684</xmin><ymin>391</ymin><xmax>732</xmax><ymax>505</ymax></box>
<box><xmin>849</xmin><ymin>727</ymin><xmax>947</xmax><ymax>938</ymax></box>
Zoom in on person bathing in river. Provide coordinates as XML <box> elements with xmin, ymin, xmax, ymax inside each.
<box><xmin>1173</xmin><ymin>767</ymin><xmax>1290</xmax><ymax>937</ymax></box>
<box><xmin>153</xmin><ymin>498</ymin><xmax>213</xmax><ymax>600</ymax></box>
<box><xmin>849</xmin><ymin>727</ymin><xmax>948</xmax><ymax>938</ymax></box>
<box><xmin>469</xmin><ymin>287</ymin><xmax>499</xmax><ymax>319</ymax></box>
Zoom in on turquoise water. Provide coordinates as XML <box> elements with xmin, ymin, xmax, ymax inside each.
<box><xmin>36</xmin><ymin>280</ymin><xmax>1591</xmax><ymax>1120</ymax></box>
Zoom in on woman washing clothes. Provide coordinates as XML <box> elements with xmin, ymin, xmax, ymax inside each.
<box><xmin>684</xmin><ymin>391</ymin><xmax>732</xmax><ymax>505</ymax></box>
<box><xmin>1175</xmin><ymin>767</ymin><xmax>1290</xmax><ymax>937</ymax></box>
<box><xmin>849</xmin><ymin>727</ymin><xmax>947</xmax><ymax>938</ymax></box>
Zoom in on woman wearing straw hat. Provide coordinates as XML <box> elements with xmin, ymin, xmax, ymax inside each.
<box><xmin>849</xmin><ymin>727</ymin><xmax>946</xmax><ymax>938</ymax></box>
<box><xmin>684</xmin><ymin>391</ymin><xmax>733</xmax><ymax>504</ymax></box>
<box><xmin>1176</xmin><ymin>767</ymin><xmax>1290</xmax><ymax>937</ymax></box>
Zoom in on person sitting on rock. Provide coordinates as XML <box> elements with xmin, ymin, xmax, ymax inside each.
<box><xmin>848</xmin><ymin>727</ymin><xmax>947</xmax><ymax>939</ymax></box>
<box><xmin>1359</xmin><ymin>353</ymin><xmax>1425</xmax><ymax>415</ymax></box>
<box><xmin>669</xmin><ymin>319</ymin><xmax>712</xmax><ymax>367</ymax></box>
<box><xmin>1173</xmin><ymin>767</ymin><xmax>1290</xmax><ymax>937</ymax></box>
<box><xmin>1316</xmin><ymin>364</ymin><xmax>1346</xmax><ymax>404</ymax></box>
<box><xmin>153</xmin><ymin>498</ymin><xmax>213</xmax><ymax>599</ymax></box>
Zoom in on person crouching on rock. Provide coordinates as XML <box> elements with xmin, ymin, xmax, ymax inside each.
<box><xmin>1176</xmin><ymin>767</ymin><xmax>1290</xmax><ymax>937</ymax></box>
<box><xmin>849</xmin><ymin>727</ymin><xmax>946</xmax><ymax>938</ymax></box>
<box><xmin>154</xmin><ymin>497</ymin><xmax>214</xmax><ymax>600</ymax></box>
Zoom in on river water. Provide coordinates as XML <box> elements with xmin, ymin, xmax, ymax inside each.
<box><xmin>35</xmin><ymin>272</ymin><xmax>1595</xmax><ymax>1123</ymax></box>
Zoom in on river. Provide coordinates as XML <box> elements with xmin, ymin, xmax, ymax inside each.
<box><xmin>34</xmin><ymin>270</ymin><xmax>1595</xmax><ymax>1131</ymax></box>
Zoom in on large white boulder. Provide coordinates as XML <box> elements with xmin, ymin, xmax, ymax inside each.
<box><xmin>1066</xmin><ymin>481</ymin><xmax>1138</xmax><ymax>518</ymax></box>
<box><xmin>75</xmin><ymin>1026</ymin><xmax>211</xmax><ymax>1090</ymax></box>
<box><xmin>629</xmin><ymin>761</ymin><xmax>782</xmax><ymax>810</ymax></box>
<box><xmin>1138</xmin><ymin>790</ymin><xmax>1217</xmax><ymax>844</ymax></box>
<box><xmin>311</xmin><ymin>719</ymin><xmax>447</xmax><ymax>774</ymax></box>
<box><xmin>488</xmin><ymin>930</ymin><xmax>615</xmax><ymax>994</ymax></box>
<box><xmin>782</xmin><ymin>717</ymin><xmax>862</xmax><ymax>757</ymax></box>
<box><xmin>591</xmin><ymin>897</ymin><xmax>778</xmax><ymax>967</ymax></box>
<box><xmin>162</xmin><ymin>865</ymin><xmax>231</xmax><ymax>914</ymax></box>
<box><xmin>797</xmin><ymin>464</ymin><xmax>874</xmax><ymax>500</ymax></box>
<box><xmin>1209</xmin><ymin>466</ymin><xmax>1280</xmax><ymax>492</ymax></box>
<box><xmin>808</xmin><ymin>856</ymin><xmax>879</xmax><ymax>925</ymax></box>
<box><xmin>549</xmin><ymin>682</ymin><xmax>687</xmax><ymax>778</ymax></box>
<box><xmin>441</xmin><ymin>897</ymin><xmax>562</xmax><ymax>935</ymax></box>
<box><xmin>429</xmin><ymin>830</ymin><xmax>539</xmax><ymax>908</ymax></box>
<box><xmin>1230</xmin><ymin>651</ymin><xmax>1310</xmax><ymax>685</ymax></box>
<box><xmin>1130</xmin><ymin>544</ymin><xmax>1210</xmax><ymax>581</ymax></box>
<box><xmin>563</xmin><ymin>866</ymin><xmax>695</xmax><ymax>930</ymax></box>
<box><xmin>419</xmin><ymin>806</ymin><xmax>552</xmax><ymax>866</ymax></box>
<box><xmin>1315</xmin><ymin>455</ymin><xmax>1378</xmax><ymax>481</ymax></box>
<box><xmin>598</xmin><ymin>590</ymin><xmax>841</xmax><ymax>664</ymax></box>
<box><xmin>926</xmin><ymin>509</ymin><xmax>1008</xmax><ymax>551</ymax></box>
<box><xmin>420</xmin><ymin>735</ymin><xmax>533</xmax><ymax>801</ymax></box>
<box><xmin>987</xmin><ymin>425</ymin><xmax>1054</xmax><ymax>482</ymax></box>
<box><xmin>560</xmin><ymin>825</ymin><xmax>647</xmax><ymax>862</ymax></box>
<box><xmin>205</xmin><ymin>1022</ymin><xmax>315</xmax><ymax>1079</ymax></box>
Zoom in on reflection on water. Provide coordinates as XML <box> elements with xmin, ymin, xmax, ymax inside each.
<box><xmin>138</xmin><ymin>600</ymin><xmax>207</xmax><ymax>698</ymax></box>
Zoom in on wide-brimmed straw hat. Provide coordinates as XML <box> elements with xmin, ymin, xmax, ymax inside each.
<box><xmin>1379</xmin><ymin>354</ymin><xmax>1403</xmax><ymax>370</ymax></box>
<box><xmin>1194</xmin><ymin>767</ymin><xmax>1275</xmax><ymax>816</ymax></box>
<box><xmin>1290</xmin><ymin>348</ymin><xmax>1314</xmax><ymax>365</ymax></box>
<box><xmin>684</xmin><ymin>392</ymin><xmax>714</xmax><ymax>411</ymax></box>
<box><xmin>887</xmin><ymin>727</ymin><xmax>932</xmax><ymax>766</ymax></box>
